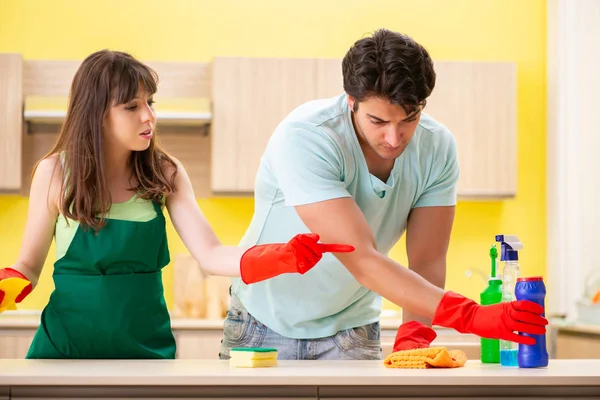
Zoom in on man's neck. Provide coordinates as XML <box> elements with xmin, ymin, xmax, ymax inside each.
<box><xmin>357</xmin><ymin>135</ymin><xmax>394</xmax><ymax>183</ymax></box>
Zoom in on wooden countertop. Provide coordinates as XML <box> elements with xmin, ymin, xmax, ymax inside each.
<box><xmin>1</xmin><ymin>359</ymin><xmax>599</xmax><ymax>387</ymax></box>
<box><xmin>2</xmin><ymin>359</ymin><xmax>599</xmax><ymax>398</ymax></box>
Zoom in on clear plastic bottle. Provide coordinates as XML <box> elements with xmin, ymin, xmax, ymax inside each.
<box><xmin>495</xmin><ymin>235</ymin><xmax>522</xmax><ymax>367</ymax></box>
<box><xmin>500</xmin><ymin>260</ymin><xmax>520</xmax><ymax>366</ymax></box>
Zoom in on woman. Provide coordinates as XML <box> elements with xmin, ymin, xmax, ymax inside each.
<box><xmin>0</xmin><ymin>50</ymin><xmax>353</xmax><ymax>359</ymax></box>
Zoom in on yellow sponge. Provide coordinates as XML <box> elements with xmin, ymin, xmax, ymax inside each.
<box><xmin>384</xmin><ymin>346</ymin><xmax>467</xmax><ymax>369</ymax></box>
<box><xmin>229</xmin><ymin>347</ymin><xmax>278</xmax><ymax>368</ymax></box>
<box><xmin>0</xmin><ymin>277</ymin><xmax>30</xmax><ymax>313</ymax></box>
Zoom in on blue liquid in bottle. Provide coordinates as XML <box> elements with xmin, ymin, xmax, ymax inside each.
<box><xmin>500</xmin><ymin>349</ymin><xmax>518</xmax><ymax>366</ymax></box>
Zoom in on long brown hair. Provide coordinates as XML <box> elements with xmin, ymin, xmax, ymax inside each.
<box><xmin>36</xmin><ymin>49</ymin><xmax>177</xmax><ymax>231</ymax></box>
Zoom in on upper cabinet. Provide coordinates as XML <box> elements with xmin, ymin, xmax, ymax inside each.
<box><xmin>211</xmin><ymin>57</ymin><xmax>343</xmax><ymax>193</ymax></box>
<box><xmin>0</xmin><ymin>54</ymin><xmax>23</xmax><ymax>191</ymax></box>
<box><xmin>13</xmin><ymin>58</ymin><xmax>212</xmax><ymax>196</ymax></box>
<box><xmin>425</xmin><ymin>61</ymin><xmax>517</xmax><ymax>198</ymax></box>
<box><xmin>0</xmin><ymin>53</ymin><xmax>516</xmax><ymax>199</ymax></box>
<box><xmin>211</xmin><ymin>57</ymin><xmax>517</xmax><ymax>198</ymax></box>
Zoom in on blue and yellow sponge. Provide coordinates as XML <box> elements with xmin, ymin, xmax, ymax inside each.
<box><xmin>229</xmin><ymin>347</ymin><xmax>278</xmax><ymax>368</ymax></box>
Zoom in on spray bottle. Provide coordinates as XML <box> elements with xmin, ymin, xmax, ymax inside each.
<box><xmin>480</xmin><ymin>244</ymin><xmax>502</xmax><ymax>363</ymax></box>
<box><xmin>496</xmin><ymin>234</ymin><xmax>523</xmax><ymax>367</ymax></box>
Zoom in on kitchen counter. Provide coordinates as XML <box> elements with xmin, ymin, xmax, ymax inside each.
<box><xmin>1</xmin><ymin>359</ymin><xmax>599</xmax><ymax>399</ymax></box>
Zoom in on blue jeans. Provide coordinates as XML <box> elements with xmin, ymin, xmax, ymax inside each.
<box><xmin>218</xmin><ymin>295</ymin><xmax>383</xmax><ymax>360</ymax></box>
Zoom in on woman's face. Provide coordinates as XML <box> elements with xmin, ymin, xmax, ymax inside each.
<box><xmin>103</xmin><ymin>86</ymin><xmax>156</xmax><ymax>153</ymax></box>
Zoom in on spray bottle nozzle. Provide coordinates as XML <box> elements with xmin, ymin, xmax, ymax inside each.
<box><xmin>495</xmin><ymin>234</ymin><xmax>523</xmax><ymax>261</ymax></box>
<box><xmin>489</xmin><ymin>244</ymin><xmax>498</xmax><ymax>278</ymax></box>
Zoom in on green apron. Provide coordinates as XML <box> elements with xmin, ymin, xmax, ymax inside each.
<box><xmin>27</xmin><ymin>200</ymin><xmax>176</xmax><ymax>359</ymax></box>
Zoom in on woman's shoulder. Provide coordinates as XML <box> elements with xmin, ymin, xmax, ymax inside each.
<box><xmin>33</xmin><ymin>153</ymin><xmax>64</xmax><ymax>190</ymax></box>
<box><xmin>159</xmin><ymin>153</ymin><xmax>181</xmax><ymax>179</ymax></box>
<box><xmin>35</xmin><ymin>152</ymin><xmax>62</xmax><ymax>171</ymax></box>
<box><xmin>157</xmin><ymin>153</ymin><xmax>195</xmax><ymax>202</ymax></box>
<box><xmin>30</xmin><ymin>153</ymin><xmax>65</xmax><ymax>215</ymax></box>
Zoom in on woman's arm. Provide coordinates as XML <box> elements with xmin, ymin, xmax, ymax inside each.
<box><xmin>164</xmin><ymin>158</ymin><xmax>246</xmax><ymax>276</ymax></box>
<box><xmin>164</xmin><ymin>158</ymin><xmax>353</xmax><ymax>280</ymax></box>
<box><xmin>9</xmin><ymin>155</ymin><xmax>62</xmax><ymax>287</ymax></box>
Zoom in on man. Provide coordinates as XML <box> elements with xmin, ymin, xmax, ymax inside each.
<box><xmin>219</xmin><ymin>29</ymin><xmax>547</xmax><ymax>360</ymax></box>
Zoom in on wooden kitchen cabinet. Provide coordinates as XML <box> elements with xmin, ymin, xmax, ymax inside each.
<box><xmin>0</xmin><ymin>331</ymin><xmax>34</xmax><ymax>359</ymax></box>
<box><xmin>174</xmin><ymin>329</ymin><xmax>224</xmax><ymax>359</ymax></box>
<box><xmin>0</xmin><ymin>54</ymin><xmax>23</xmax><ymax>191</ymax></box>
<box><xmin>211</xmin><ymin>57</ymin><xmax>517</xmax><ymax>198</ymax></box>
<box><xmin>17</xmin><ymin>59</ymin><xmax>212</xmax><ymax>197</ymax></box>
<box><xmin>211</xmin><ymin>57</ymin><xmax>342</xmax><ymax>193</ymax></box>
<box><xmin>425</xmin><ymin>61</ymin><xmax>517</xmax><ymax>198</ymax></box>
<box><xmin>0</xmin><ymin>317</ymin><xmax>480</xmax><ymax>360</ymax></box>
<box><xmin>0</xmin><ymin>320</ymin><xmax>226</xmax><ymax>360</ymax></box>
<box><xmin>555</xmin><ymin>325</ymin><xmax>600</xmax><ymax>359</ymax></box>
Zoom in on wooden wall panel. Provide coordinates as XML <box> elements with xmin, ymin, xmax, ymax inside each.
<box><xmin>0</xmin><ymin>54</ymin><xmax>23</xmax><ymax>191</ymax></box>
<box><xmin>426</xmin><ymin>61</ymin><xmax>517</xmax><ymax>197</ymax></box>
<box><xmin>212</xmin><ymin>57</ymin><xmax>325</xmax><ymax>193</ymax></box>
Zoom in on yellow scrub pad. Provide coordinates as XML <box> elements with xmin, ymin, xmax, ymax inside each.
<box><xmin>384</xmin><ymin>347</ymin><xmax>467</xmax><ymax>369</ymax></box>
<box><xmin>229</xmin><ymin>347</ymin><xmax>278</xmax><ymax>368</ymax></box>
<box><xmin>0</xmin><ymin>277</ymin><xmax>30</xmax><ymax>312</ymax></box>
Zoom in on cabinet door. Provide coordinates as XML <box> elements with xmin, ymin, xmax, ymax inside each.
<box><xmin>556</xmin><ymin>333</ymin><xmax>600</xmax><ymax>359</ymax></box>
<box><xmin>12</xmin><ymin>386</ymin><xmax>315</xmax><ymax>399</ymax></box>
<box><xmin>0</xmin><ymin>331</ymin><xmax>35</xmax><ymax>358</ymax></box>
<box><xmin>0</xmin><ymin>53</ymin><xmax>23</xmax><ymax>191</ymax></box>
<box><xmin>19</xmin><ymin>60</ymin><xmax>212</xmax><ymax>197</ymax></box>
<box><xmin>211</xmin><ymin>57</ymin><xmax>331</xmax><ymax>193</ymax></box>
<box><xmin>211</xmin><ymin>57</ymin><xmax>517</xmax><ymax>198</ymax></box>
<box><xmin>424</xmin><ymin>61</ymin><xmax>517</xmax><ymax>198</ymax></box>
<box><xmin>174</xmin><ymin>329</ymin><xmax>224</xmax><ymax>359</ymax></box>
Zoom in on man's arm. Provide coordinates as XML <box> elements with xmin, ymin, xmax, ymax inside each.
<box><xmin>403</xmin><ymin>205</ymin><xmax>455</xmax><ymax>325</ymax></box>
<box><xmin>274</xmin><ymin>126</ymin><xmax>547</xmax><ymax>343</ymax></box>
<box><xmin>295</xmin><ymin>198</ymin><xmax>446</xmax><ymax>320</ymax></box>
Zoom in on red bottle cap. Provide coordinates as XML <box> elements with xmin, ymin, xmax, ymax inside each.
<box><xmin>517</xmin><ymin>276</ymin><xmax>544</xmax><ymax>282</ymax></box>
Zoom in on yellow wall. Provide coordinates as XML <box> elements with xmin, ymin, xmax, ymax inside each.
<box><xmin>0</xmin><ymin>0</ymin><xmax>546</xmax><ymax>311</ymax></box>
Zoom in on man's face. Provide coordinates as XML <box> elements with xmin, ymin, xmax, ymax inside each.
<box><xmin>348</xmin><ymin>95</ymin><xmax>424</xmax><ymax>160</ymax></box>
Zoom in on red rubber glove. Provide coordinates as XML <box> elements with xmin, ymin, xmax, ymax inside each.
<box><xmin>393</xmin><ymin>321</ymin><xmax>437</xmax><ymax>352</ymax></box>
<box><xmin>0</xmin><ymin>268</ymin><xmax>32</xmax><ymax>305</ymax></box>
<box><xmin>432</xmin><ymin>291</ymin><xmax>548</xmax><ymax>346</ymax></box>
<box><xmin>240</xmin><ymin>233</ymin><xmax>355</xmax><ymax>284</ymax></box>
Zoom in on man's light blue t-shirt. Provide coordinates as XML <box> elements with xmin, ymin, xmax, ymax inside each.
<box><xmin>231</xmin><ymin>93</ymin><xmax>459</xmax><ymax>339</ymax></box>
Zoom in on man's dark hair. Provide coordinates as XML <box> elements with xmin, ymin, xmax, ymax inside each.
<box><xmin>342</xmin><ymin>29</ymin><xmax>436</xmax><ymax>114</ymax></box>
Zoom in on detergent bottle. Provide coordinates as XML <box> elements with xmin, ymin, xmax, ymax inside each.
<box><xmin>496</xmin><ymin>234</ymin><xmax>522</xmax><ymax>367</ymax></box>
<box><xmin>515</xmin><ymin>276</ymin><xmax>549</xmax><ymax>368</ymax></box>
<box><xmin>480</xmin><ymin>245</ymin><xmax>502</xmax><ymax>363</ymax></box>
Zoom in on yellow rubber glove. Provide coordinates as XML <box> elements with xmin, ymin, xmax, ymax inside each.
<box><xmin>0</xmin><ymin>270</ymin><xmax>32</xmax><ymax>313</ymax></box>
